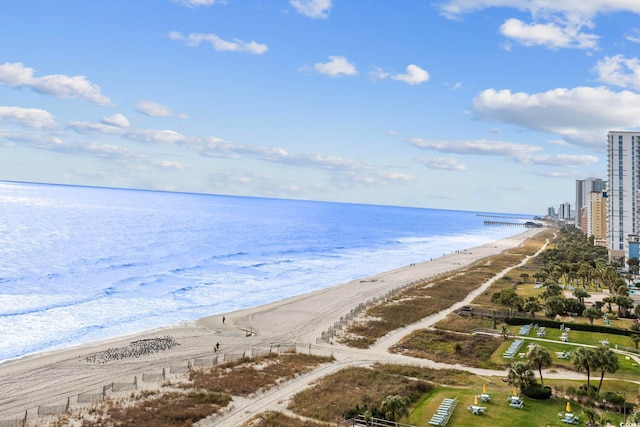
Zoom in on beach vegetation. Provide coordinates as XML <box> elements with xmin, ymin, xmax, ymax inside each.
<box><xmin>242</xmin><ymin>411</ymin><xmax>330</xmax><ymax>426</ymax></box>
<box><xmin>187</xmin><ymin>352</ymin><xmax>334</xmax><ymax>396</ymax></box>
<box><xmin>288</xmin><ymin>365</ymin><xmax>433</xmax><ymax>422</ymax></box>
<box><xmin>78</xmin><ymin>390</ymin><xmax>232</xmax><ymax>427</ymax></box>
<box><xmin>390</xmin><ymin>329</ymin><xmax>503</xmax><ymax>369</ymax></box>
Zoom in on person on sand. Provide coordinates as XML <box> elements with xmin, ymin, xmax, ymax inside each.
<box><xmin>216</xmin><ymin>342</ymin><xmax>220</xmax><ymax>351</ymax></box>
<box><xmin>222</xmin><ymin>316</ymin><xmax>225</xmax><ymax>324</ymax></box>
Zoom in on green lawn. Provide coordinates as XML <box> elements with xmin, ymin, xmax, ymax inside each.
<box><xmin>406</xmin><ymin>385</ymin><xmax>625</xmax><ymax>427</ymax></box>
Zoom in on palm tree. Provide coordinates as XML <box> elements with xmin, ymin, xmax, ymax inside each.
<box><xmin>523</xmin><ymin>296</ymin><xmax>541</xmax><ymax>319</ymax></box>
<box><xmin>527</xmin><ymin>345</ymin><xmax>552</xmax><ymax>385</ymax></box>
<box><xmin>582</xmin><ymin>307</ymin><xmax>601</xmax><ymax>325</ymax></box>
<box><xmin>631</xmin><ymin>334</ymin><xmax>640</xmax><ymax>350</ymax></box>
<box><xmin>574</xmin><ymin>288</ymin><xmax>590</xmax><ymax>305</ymax></box>
<box><xmin>380</xmin><ymin>395</ymin><xmax>408</xmax><ymax>422</ymax></box>
<box><xmin>593</xmin><ymin>346</ymin><xmax>619</xmax><ymax>393</ymax></box>
<box><xmin>571</xmin><ymin>347</ymin><xmax>596</xmax><ymax>389</ymax></box>
<box><xmin>507</xmin><ymin>361</ymin><xmax>535</xmax><ymax>393</ymax></box>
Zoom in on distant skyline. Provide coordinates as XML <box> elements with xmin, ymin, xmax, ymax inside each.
<box><xmin>2</xmin><ymin>1</ymin><xmax>640</xmax><ymax>214</ymax></box>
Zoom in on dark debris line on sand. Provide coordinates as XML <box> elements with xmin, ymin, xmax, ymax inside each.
<box><xmin>83</xmin><ymin>336</ymin><xmax>180</xmax><ymax>363</ymax></box>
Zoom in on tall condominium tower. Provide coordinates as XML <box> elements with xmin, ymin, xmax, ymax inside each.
<box><xmin>575</xmin><ymin>177</ymin><xmax>605</xmax><ymax>229</ymax></box>
<box><xmin>607</xmin><ymin>131</ymin><xmax>640</xmax><ymax>261</ymax></box>
<box><xmin>587</xmin><ymin>189</ymin><xmax>607</xmax><ymax>247</ymax></box>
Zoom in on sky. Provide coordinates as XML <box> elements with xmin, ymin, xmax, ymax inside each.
<box><xmin>2</xmin><ymin>1</ymin><xmax>640</xmax><ymax>215</ymax></box>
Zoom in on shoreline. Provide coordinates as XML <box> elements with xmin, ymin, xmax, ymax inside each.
<box><xmin>0</xmin><ymin>227</ymin><xmax>543</xmax><ymax>419</ymax></box>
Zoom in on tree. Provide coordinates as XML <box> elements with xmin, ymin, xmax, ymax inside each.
<box><xmin>615</xmin><ymin>295</ymin><xmax>634</xmax><ymax>317</ymax></box>
<box><xmin>501</xmin><ymin>324</ymin><xmax>510</xmax><ymax>340</ymax></box>
<box><xmin>527</xmin><ymin>345</ymin><xmax>552</xmax><ymax>385</ymax></box>
<box><xmin>582</xmin><ymin>307</ymin><xmax>601</xmax><ymax>325</ymax></box>
<box><xmin>545</xmin><ymin>296</ymin><xmax>565</xmax><ymax>317</ymax></box>
<box><xmin>541</xmin><ymin>283</ymin><xmax>562</xmax><ymax>300</ymax></box>
<box><xmin>520</xmin><ymin>273</ymin><xmax>529</xmax><ymax>283</ymax></box>
<box><xmin>523</xmin><ymin>296</ymin><xmax>541</xmax><ymax>319</ymax></box>
<box><xmin>564</xmin><ymin>298</ymin><xmax>586</xmax><ymax>316</ymax></box>
<box><xmin>593</xmin><ymin>346</ymin><xmax>619</xmax><ymax>393</ymax></box>
<box><xmin>507</xmin><ymin>361</ymin><xmax>534</xmax><ymax>393</ymax></box>
<box><xmin>491</xmin><ymin>289</ymin><xmax>523</xmax><ymax>310</ymax></box>
<box><xmin>631</xmin><ymin>334</ymin><xmax>640</xmax><ymax>350</ymax></box>
<box><xmin>571</xmin><ymin>347</ymin><xmax>596</xmax><ymax>389</ymax></box>
<box><xmin>380</xmin><ymin>395</ymin><xmax>408</xmax><ymax>422</ymax></box>
<box><xmin>602</xmin><ymin>297</ymin><xmax>613</xmax><ymax>313</ymax></box>
<box><xmin>574</xmin><ymin>288</ymin><xmax>591</xmax><ymax>305</ymax></box>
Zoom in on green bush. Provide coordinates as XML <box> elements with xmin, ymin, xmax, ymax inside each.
<box><xmin>523</xmin><ymin>385</ymin><xmax>552</xmax><ymax>400</ymax></box>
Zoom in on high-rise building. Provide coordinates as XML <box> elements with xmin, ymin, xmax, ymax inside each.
<box><xmin>575</xmin><ymin>178</ymin><xmax>606</xmax><ymax>229</ymax></box>
<box><xmin>559</xmin><ymin>202</ymin><xmax>571</xmax><ymax>220</ymax></box>
<box><xmin>606</xmin><ymin>131</ymin><xmax>640</xmax><ymax>261</ymax></box>
<box><xmin>587</xmin><ymin>189</ymin><xmax>607</xmax><ymax>246</ymax></box>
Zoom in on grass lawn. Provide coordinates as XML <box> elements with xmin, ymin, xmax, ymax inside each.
<box><xmin>406</xmin><ymin>385</ymin><xmax>625</xmax><ymax>427</ymax></box>
<box><xmin>494</xmin><ymin>326</ymin><xmax>640</xmax><ymax>380</ymax></box>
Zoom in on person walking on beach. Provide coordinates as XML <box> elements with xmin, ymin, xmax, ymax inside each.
<box><xmin>222</xmin><ymin>316</ymin><xmax>225</xmax><ymax>324</ymax></box>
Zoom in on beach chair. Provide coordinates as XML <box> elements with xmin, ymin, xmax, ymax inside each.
<box><xmin>509</xmin><ymin>401</ymin><xmax>523</xmax><ymax>409</ymax></box>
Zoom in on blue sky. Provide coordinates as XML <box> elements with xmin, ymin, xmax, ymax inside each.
<box><xmin>2</xmin><ymin>1</ymin><xmax>640</xmax><ymax>215</ymax></box>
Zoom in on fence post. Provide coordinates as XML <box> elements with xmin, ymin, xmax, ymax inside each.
<box><xmin>162</xmin><ymin>368</ymin><xmax>166</xmax><ymax>379</ymax></box>
<box><xmin>23</xmin><ymin>410</ymin><xmax>27</xmax><ymax>427</ymax></box>
<box><xmin>66</xmin><ymin>397</ymin><xmax>70</xmax><ymax>412</ymax></box>
<box><xmin>134</xmin><ymin>376</ymin><xmax>138</xmax><ymax>389</ymax></box>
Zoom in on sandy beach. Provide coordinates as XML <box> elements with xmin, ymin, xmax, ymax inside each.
<box><xmin>0</xmin><ymin>228</ymin><xmax>544</xmax><ymax>423</ymax></box>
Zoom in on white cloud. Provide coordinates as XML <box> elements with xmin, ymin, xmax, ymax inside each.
<box><xmin>69</xmin><ymin>121</ymin><xmax>188</xmax><ymax>144</ymax></box>
<box><xmin>191</xmin><ymin>136</ymin><xmax>412</xmax><ymax>183</ymax></box>
<box><xmin>171</xmin><ymin>0</ymin><xmax>225</xmax><ymax>7</ymax></box>
<box><xmin>472</xmin><ymin>86</ymin><xmax>640</xmax><ymax>147</ymax></box>
<box><xmin>437</xmin><ymin>0</ymin><xmax>640</xmax><ymax>20</ymax></box>
<box><xmin>290</xmin><ymin>0</ymin><xmax>333</xmax><ymax>19</ymax></box>
<box><xmin>516</xmin><ymin>153</ymin><xmax>599</xmax><ymax>166</ymax></box>
<box><xmin>416</xmin><ymin>156</ymin><xmax>466</xmax><ymax>171</ymax></box>
<box><xmin>499</xmin><ymin>18</ymin><xmax>598</xmax><ymax>50</ymax></box>
<box><xmin>136</xmin><ymin>100</ymin><xmax>188</xmax><ymax>118</ymax></box>
<box><xmin>409</xmin><ymin>138</ymin><xmax>541</xmax><ymax>157</ymax></box>
<box><xmin>593</xmin><ymin>55</ymin><xmax>640</xmax><ymax>90</ymax></box>
<box><xmin>0</xmin><ymin>63</ymin><xmax>112</xmax><ymax>105</ymax></box>
<box><xmin>169</xmin><ymin>31</ymin><xmax>268</xmax><ymax>55</ymax></box>
<box><xmin>369</xmin><ymin>66</ymin><xmax>390</xmax><ymax>81</ymax></box>
<box><xmin>626</xmin><ymin>29</ymin><xmax>640</xmax><ymax>43</ymax></box>
<box><xmin>409</xmin><ymin>137</ymin><xmax>598</xmax><ymax>167</ymax></box>
<box><xmin>0</xmin><ymin>106</ymin><xmax>57</xmax><ymax>129</ymax></box>
<box><xmin>436</xmin><ymin>1</ymin><xmax>640</xmax><ymax>50</ymax></box>
<box><xmin>101</xmin><ymin>114</ymin><xmax>130</xmax><ymax>128</ymax></box>
<box><xmin>311</xmin><ymin>56</ymin><xmax>357</xmax><ymax>76</ymax></box>
<box><xmin>391</xmin><ymin>64</ymin><xmax>430</xmax><ymax>85</ymax></box>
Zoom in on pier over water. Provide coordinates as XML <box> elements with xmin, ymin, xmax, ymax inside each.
<box><xmin>484</xmin><ymin>220</ymin><xmax>543</xmax><ymax>228</ymax></box>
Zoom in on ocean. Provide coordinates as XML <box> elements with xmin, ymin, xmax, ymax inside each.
<box><xmin>0</xmin><ymin>181</ymin><xmax>532</xmax><ymax>362</ymax></box>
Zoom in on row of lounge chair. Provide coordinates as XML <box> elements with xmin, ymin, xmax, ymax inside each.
<box><xmin>555</xmin><ymin>350</ymin><xmax>572</xmax><ymax>359</ymax></box>
<box><xmin>502</xmin><ymin>339</ymin><xmax>524</xmax><ymax>358</ymax></box>
<box><xmin>428</xmin><ymin>397</ymin><xmax>457</xmax><ymax>426</ymax></box>
<box><xmin>518</xmin><ymin>323</ymin><xmax>533</xmax><ymax>335</ymax></box>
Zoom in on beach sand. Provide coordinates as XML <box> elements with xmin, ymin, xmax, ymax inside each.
<box><xmin>0</xmin><ymin>228</ymin><xmax>544</xmax><ymax>422</ymax></box>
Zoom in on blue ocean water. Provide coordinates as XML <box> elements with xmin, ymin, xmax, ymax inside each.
<box><xmin>0</xmin><ymin>181</ymin><xmax>531</xmax><ymax>362</ymax></box>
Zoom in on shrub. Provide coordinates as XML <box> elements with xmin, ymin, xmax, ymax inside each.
<box><xmin>523</xmin><ymin>385</ymin><xmax>552</xmax><ymax>400</ymax></box>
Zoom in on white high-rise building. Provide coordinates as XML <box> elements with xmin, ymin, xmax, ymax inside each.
<box><xmin>607</xmin><ymin>131</ymin><xmax>640</xmax><ymax>261</ymax></box>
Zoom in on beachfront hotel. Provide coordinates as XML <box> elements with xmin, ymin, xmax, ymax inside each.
<box><xmin>606</xmin><ymin>131</ymin><xmax>640</xmax><ymax>262</ymax></box>
<box><xmin>575</xmin><ymin>177</ymin><xmax>606</xmax><ymax>231</ymax></box>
